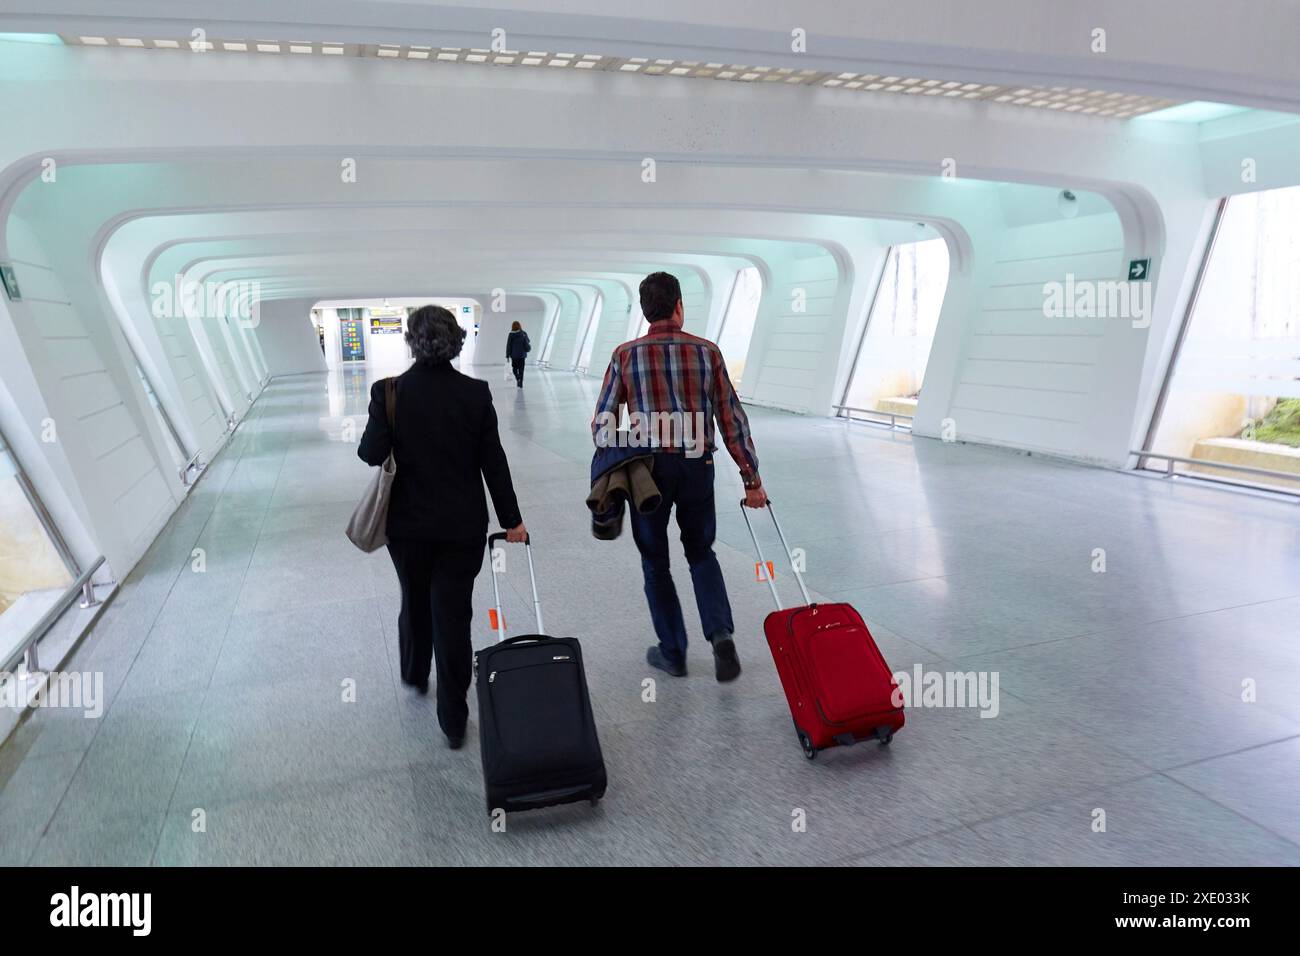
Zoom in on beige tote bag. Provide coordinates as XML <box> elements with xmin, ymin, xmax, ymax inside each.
<box><xmin>346</xmin><ymin>377</ymin><xmax>397</xmax><ymax>553</ymax></box>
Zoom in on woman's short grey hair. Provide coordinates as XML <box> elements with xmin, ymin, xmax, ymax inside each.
<box><xmin>405</xmin><ymin>305</ymin><xmax>465</xmax><ymax>364</ymax></box>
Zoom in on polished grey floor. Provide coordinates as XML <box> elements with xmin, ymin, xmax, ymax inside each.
<box><xmin>2</xmin><ymin>364</ymin><xmax>1298</xmax><ymax>866</ymax></box>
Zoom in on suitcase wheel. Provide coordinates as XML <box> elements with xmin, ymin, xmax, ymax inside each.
<box><xmin>790</xmin><ymin>723</ymin><xmax>811</xmax><ymax>764</ymax></box>
<box><xmin>875</xmin><ymin>726</ymin><xmax>894</xmax><ymax>746</ymax></box>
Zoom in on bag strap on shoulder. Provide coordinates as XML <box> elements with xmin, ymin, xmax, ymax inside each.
<box><xmin>384</xmin><ymin>377</ymin><xmax>397</xmax><ymax>430</ymax></box>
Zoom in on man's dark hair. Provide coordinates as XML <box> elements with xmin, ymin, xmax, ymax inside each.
<box><xmin>639</xmin><ymin>272</ymin><xmax>682</xmax><ymax>323</ymax></box>
<box><xmin>405</xmin><ymin>305</ymin><xmax>465</xmax><ymax>364</ymax></box>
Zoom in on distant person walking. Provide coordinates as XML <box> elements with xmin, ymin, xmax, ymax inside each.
<box><xmin>358</xmin><ymin>305</ymin><xmax>527</xmax><ymax>749</ymax></box>
<box><xmin>590</xmin><ymin>272</ymin><xmax>766</xmax><ymax>682</ymax></box>
<box><xmin>505</xmin><ymin>321</ymin><xmax>531</xmax><ymax>388</ymax></box>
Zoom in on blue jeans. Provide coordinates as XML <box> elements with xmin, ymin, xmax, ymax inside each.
<box><xmin>630</xmin><ymin>452</ymin><xmax>735</xmax><ymax>667</ymax></box>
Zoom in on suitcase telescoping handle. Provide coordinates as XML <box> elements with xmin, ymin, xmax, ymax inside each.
<box><xmin>486</xmin><ymin>532</ymin><xmax>544</xmax><ymax>641</ymax></box>
<box><xmin>739</xmin><ymin>498</ymin><xmax>812</xmax><ymax>612</ymax></box>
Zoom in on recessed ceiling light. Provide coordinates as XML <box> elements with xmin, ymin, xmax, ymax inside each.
<box><xmin>83</xmin><ymin>34</ymin><xmax>1170</xmax><ymax>122</ymax></box>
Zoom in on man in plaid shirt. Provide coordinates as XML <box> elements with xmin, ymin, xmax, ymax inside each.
<box><xmin>591</xmin><ymin>272</ymin><xmax>767</xmax><ymax>681</ymax></box>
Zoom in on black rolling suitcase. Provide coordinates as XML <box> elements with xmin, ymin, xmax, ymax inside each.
<box><xmin>474</xmin><ymin>532</ymin><xmax>607</xmax><ymax>815</ymax></box>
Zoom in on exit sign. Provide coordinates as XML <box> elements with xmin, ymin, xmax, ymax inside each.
<box><xmin>1128</xmin><ymin>258</ymin><xmax>1151</xmax><ymax>281</ymax></box>
<box><xmin>0</xmin><ymin>262</ymin><xmax>20</xmax><ymax>301</ymax></box>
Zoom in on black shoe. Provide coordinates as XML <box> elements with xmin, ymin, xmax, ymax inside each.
<box><xmin>446</xmin><ymin>733</ymin><xmax>466</xmax><ymax>750</ymax></box>
<box><xmin>402</xmin><ymin>677</ymin><xmax>428</xmax><ymax>695</ymax></box>
<box><xmin>646</xmin><ymin>645</ymin><xmax>687</xmax><ymax>678</ymax></box>
<box><xmin>710</xmin><ymin>635</ymin><xmax>742</xmax><ymax>683</ymax></box>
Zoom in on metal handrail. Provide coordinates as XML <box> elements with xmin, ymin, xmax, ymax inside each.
<box><xmin>1131</xmin><ymin>448</ymin><xmax>1300</xmax><ymax>495</ymax></box>
<box><xmin>832</xmin><ymin>404</ymin><xmax>914</xmax><ymax>430</ymax></box>
<box><xmin>180</xmin><ymin>449</ymin><xmax>205</xmax><ymax>485</ymax></box>
<box><xmin>2</xmin><ymin>555</ymin><xmax>107</xmax><ymax>675</ymax></box>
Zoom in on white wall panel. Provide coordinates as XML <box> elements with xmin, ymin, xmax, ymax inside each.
<box><xmin>934</xmin><ymin>213</ymin><xmax>1127</xmax><ymax>459</ymax></box>
<box><xmin>586</xmin><ymin>283</ymin><xmax>633</xmax><ymax>376</ymax></box>
<box><xmin>744</xmin><ymin>251</ymin><xmax>842</xmax><ymax>413</ymax></box>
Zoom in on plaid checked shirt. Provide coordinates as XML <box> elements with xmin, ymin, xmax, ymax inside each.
<box><xmin>591</xmin><ymin>320</ymin><xmax>761</xmax><ymax>488</ymax></box>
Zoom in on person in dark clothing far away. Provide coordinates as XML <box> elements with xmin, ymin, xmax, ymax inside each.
<box><xmin>359</xmin><ymin>305</ymin><xmax>527</xmax><ymax>749</ymax></box>
<box><xmin>590</xmin><ymin>271</ymin><xmax>767</xmax><ymax>682</ymax></box>
<box><xmin>505</xmin><ymin>321</ymin><xmax>531</xmax><ymax>387</ymax></box>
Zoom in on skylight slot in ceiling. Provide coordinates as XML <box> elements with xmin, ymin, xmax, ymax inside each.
<box><xmin>55</xmin><ymin>36</ymin><xmax>1179</xmax><ymax>119</ymax></box>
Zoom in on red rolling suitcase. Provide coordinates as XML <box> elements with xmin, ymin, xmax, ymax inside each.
<box><xmin>741</xmin><ymin>500</ymin><xmax>905</xmax><ymax>759</ymax></box>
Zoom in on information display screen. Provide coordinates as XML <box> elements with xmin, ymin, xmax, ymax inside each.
<box><xmin>340</xmin><ymin>317</ymin><xmax>366</xmax><ymax>361</ymax></box>
<box><xmin>368</xmin><ymin>306</ymin><xmax>404</xmax><ymax>335</ymax></box>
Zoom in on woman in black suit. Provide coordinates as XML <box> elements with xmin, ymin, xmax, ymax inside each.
<box><xmin>358</xmin><ymin>306</ymin><xmax>527</xmax><ymax>749</ymax></box>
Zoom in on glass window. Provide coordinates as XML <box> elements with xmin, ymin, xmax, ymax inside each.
<box><xmin>134</xmin><ymin>364</ymin><xmax>187</xmax><ymax>469</ymax></box>
<box><xmin>716</xmin><ymin>267</ymin><xmax>762</xmax><ymax>385</ymax></box>
<box><xmin>1145</xmin><ymin>186</ymin><xmax>1300</xmax><ymax>490</ymax></box>
<box><xmin>0</xmin><ymin>433</ymin><xmax>74</xmax><ymax>645</ymax></box>
<box><xmin>840</xmin><ymin>238</ymin><xmax>950</xmax><ymax>420</ymax></box>
<box><xmin>577</xmin><ymin>294</ymin><xmax>604</xmax><ymax>372</ymax></box>
<box><xmin>540</xmin><ymin>311</ymin><xmax>560</xmax><ymax>364</ymax></box>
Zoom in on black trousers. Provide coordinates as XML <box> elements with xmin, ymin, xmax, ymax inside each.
<box><xmin>387</xmin><ymin>536</ymin><xmax>486</xmax><ymax>736</ymax></box>
<box><xmin>511</xmin><ymin>358</ymin><xmax>525</xmax><ymax>386</ymax></box>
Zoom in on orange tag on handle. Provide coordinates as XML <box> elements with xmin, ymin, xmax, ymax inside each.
<box><xmin>755</xmin><ymin>561</ymin><xmax>775</xmax><ymax>582</ymax></box>
<box><xmin>489</xmin><ymin>609</ymin><xmax>505</xmax><ymax>630</ymax></box>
